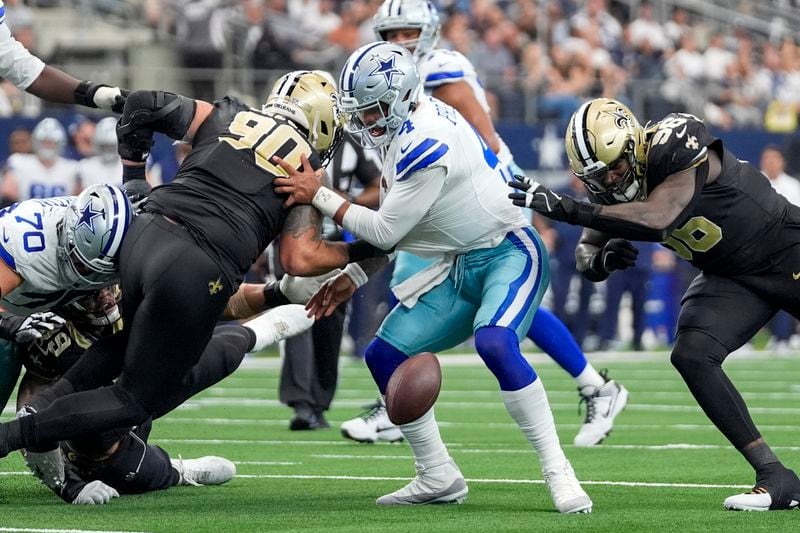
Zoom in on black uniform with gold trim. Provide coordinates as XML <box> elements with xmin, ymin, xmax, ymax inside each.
<box><xmin>146</xmin><ymin>97</ymin><xmax>320</xmax><ymax>286</ymax></box>
<box><xmin>644</xmin><ymin>113</ymin><xmax>800</xmax><ymax>276</ymax></box>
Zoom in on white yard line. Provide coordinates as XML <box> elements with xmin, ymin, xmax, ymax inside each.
<box><xmin>233</xmin><ymin>473</ymin><xmax>751</xmax><ymax>490</ymax></box>
<box><xmin>0</xmin><ymin>529</ymin><xmax>151</xmax><ymax>533</ymax></box>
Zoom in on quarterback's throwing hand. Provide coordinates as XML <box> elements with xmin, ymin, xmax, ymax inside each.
<box><xmin>272</xmin><ymin>154</ymin><xmax>321</xmax><ymax>208</ymax></box>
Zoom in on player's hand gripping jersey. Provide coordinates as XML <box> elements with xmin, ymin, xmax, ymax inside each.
<box><xmin>643</xmin><ymin>113</ymin><xmax>800</xmax><ymax>275</ymax></box>
<box><xmin>144</xmin><ymin>97</ymin><xmax>322</xmax><ymax>283</ymax></box>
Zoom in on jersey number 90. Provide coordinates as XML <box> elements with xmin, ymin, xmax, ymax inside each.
<box><xmin>220</xmin><ymin>111</ymin><xmax>309</xmax><ymax>176</ymax></box>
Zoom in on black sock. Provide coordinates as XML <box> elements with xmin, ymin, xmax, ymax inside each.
<box><xmin>0</xmin><ymin>416</ymin><xmax>33</xmax><ymax>458</ymax></box>
<box><xmin>742</xmin><ymin>440</ymin><xmax>781</xmax><ymax>474</ymax></box>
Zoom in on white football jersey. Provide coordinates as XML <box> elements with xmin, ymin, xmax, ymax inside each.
<box><xmin>7</xmin><ymin>153</ymin><xmax>79</xmax><ymax>201</ymax></box>
<box><xmin>417</xmin><ymin>48</ymin><xmax>515</xmax><ymax>169</ymax></box>
<box><xmin>0</xmin><ymin>197</ymin><xmax>96</xmax><ymax>314</ymax></box>
<box><xmin>78</xmin><ymin>156</ymin><xmax>122</xmax><ymax>188</ymax></box>
<box><xmin>376</xmin><ymin>96</ymin><xmax>526</xmax><ymax>256</ymax></box>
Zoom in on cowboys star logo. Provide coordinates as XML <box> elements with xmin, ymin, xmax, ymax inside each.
<box><xmin>370</xmin><ymin>54</ymin><xmax>403</xmax><ymax>86</ymax></box>
<box><xmin>208</xmin><ymin>277</ymin><xmax>223</xmax><ymax>295</ymax></box>
<box><xmin>76</xmin><ymin>202</ymin><xmax>103</xmax><ymax>234</ymax></box>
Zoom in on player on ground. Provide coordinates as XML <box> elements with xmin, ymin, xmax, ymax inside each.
<box><xmin>339</xmin><ymin>0</ymin><xmax>626</xmax><ymax>448</ymax></box>
<box><xmin>274</xmin><ymin>42</ymin><xmax>592</xmax><ymax>513</ymax></box>
<box><xmin>14</xmin><ymin>284</ymin><xmax>314</xmax><ymax>504</ymax></box>
<box><xmin>0</xmin><ymin>0</ymin><xmax>126</xmax><ymax>111</ymax></box>
<box><xmin>510</xmin><ymin>97</ymin><xmax>800</xmax><ymax>511</ymax></box>
<box><xmin>0</xmin><ymin>72</ymin><xmax>388</xmax><ymax>471</ymax></box>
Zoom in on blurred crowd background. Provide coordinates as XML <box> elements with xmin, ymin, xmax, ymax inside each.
<box><xmin>3</xmin><ymin>0</ymin><xmax>800</xmax><ymax>354</ymax></box>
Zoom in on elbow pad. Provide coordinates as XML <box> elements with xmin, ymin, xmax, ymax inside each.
<box><xmin>117</xmin><ymin>90</ymin><xmax>196</xmax><ymax>161</ymax></box>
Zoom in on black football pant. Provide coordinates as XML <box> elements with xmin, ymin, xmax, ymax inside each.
<box><xmin>64</xmin><ymin>419</ymin><xmax>179</xmax><ymax>495</ymax></box>
<box><xmin>671</xmin><ymin>242</ymin><xmax>800</xmax><ymax>452</ymax></box>
<box><xmin>4</xmin><ymin>214</ymin><xmax>236</xmax><ymax>454</ymax></box>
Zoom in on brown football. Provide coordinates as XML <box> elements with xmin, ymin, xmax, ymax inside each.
<box><xmin>385</xmin><ymin>352</ymin><xmax>442</xmax><ymax>425</ymax></box>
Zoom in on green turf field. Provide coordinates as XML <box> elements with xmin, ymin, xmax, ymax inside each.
<box><xmin>1</xmin><ymin>351</ymin><xmax>798</xmax><ymax>532</ymax></box>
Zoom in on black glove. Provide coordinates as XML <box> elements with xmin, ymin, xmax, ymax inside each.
<box><xmin>74</xmin><ymin>81</ymin><xmax>130</xmax><ymax>113</ymax></box>
<box><xmin>508</xmin><ymin>175</ymin><xmax>596</xmax><ymax>224</ymax></box>
<box><xmin>593</xmin><ymin>238</ymin><xmax>639</xmax><ymax>275</ymax></box>
<box><xmin>122</xmin><ymin>178</ymin><xmax>151</xmax><ymax>212</ymax></box>
<box><xmin>116</xmin><ymin>115</ymin><xmax>154</xmax><ymax>163</ymax></box>
<box><xmin>0</xmin><ymin>312</ymin><xmax>66</xmax><ymax>343</ymax></box>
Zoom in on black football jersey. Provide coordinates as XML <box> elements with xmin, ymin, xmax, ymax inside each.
<box><xmin>644</xmin><ymin>113</ymin><xmax>800</xmax><ymax>275</ymax></box>
<box><xmin>145</xmin><ymin>97</ymin><xmax>320</xmax><ymax>284</ymax></box>
<box><xmin>19</xmin><ymin>322</ymin><xmax>118</xmax><ymax>381</ymax></box>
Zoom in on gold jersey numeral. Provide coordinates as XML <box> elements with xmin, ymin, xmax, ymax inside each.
<box><xmin>662</xmin><ymin>216</ymin><xmax>723</xmax><ymax>260</ymax></box>
<box><xmin>220</xmin><ymin>111</ymin><xmax>308</xmax><ymax>175</ymax></box>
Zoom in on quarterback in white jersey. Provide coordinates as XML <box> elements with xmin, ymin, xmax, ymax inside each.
<box><xmin>0</xmin><ymin>186</ymin><xmax>133</xmax><ymax>316</ymax></box>
<box><xmin>274</xmin><ymin>42</ymin><xmax>591</xmax><ymax>514</ymax></box>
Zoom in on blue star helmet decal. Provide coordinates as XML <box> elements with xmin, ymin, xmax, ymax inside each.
<box><xmin>76</xmin><ymin>201</ymin><xmax>103</xmax><ymax>234</ymax></box>
<box><xmin>370</xmin><ymin>54</ymin><xmax>404</xmax><ymax>87</ymax></box>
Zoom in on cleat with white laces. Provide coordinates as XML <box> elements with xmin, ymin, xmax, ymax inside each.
<box><xmin>573</xmin><ymin>371</ymin><xmax>628</xmax><ymax>447</ymax></box>
<box><xmin>340</xmin><ymin>398</ymin><xmax>404</xmax><ymax>443</ymax></box>
<box><xmin>171</xmin><ymin>456</ymin><xmax>236</xmax><ymax>486</ymax></box>
<box><xmin>376</xmin><ymin>459</ymin><xmax>468</xmax><ymax>505</ymax></box>
<box><xmin>543</xmin><ymin>460</ymin><xmax>593</xmax><ymax>513</ymax></box>
<box><xmin>724</xmin><ymin>466</ymin><xmax>800</xmax><ymax>511</ymax></box>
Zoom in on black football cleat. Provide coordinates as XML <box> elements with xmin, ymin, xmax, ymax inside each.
<box><xmin>724</xmin><ymin>465</ymin><xmax>800</xmax><ymax>511</ymax></box>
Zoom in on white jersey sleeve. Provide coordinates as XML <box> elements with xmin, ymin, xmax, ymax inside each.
<box><xmin>0</xmin><ymin>197</ymin><xmax>90</xmax><ymax>314</ymax></box>
<box><xmin>0</xmin><ymin>2</ymin><xmax>45</xmax><ymax>90</ymax></box>
<box><xmin>417</xmin><ymin>49</ymin><xmax>491</xmax><ymax>113</ymax></box>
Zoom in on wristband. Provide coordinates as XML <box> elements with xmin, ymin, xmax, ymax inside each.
<box><xmin>346</xmin><ymin>240</ymin><xmax>389</xmax><ymax>262</ymax></box>
<box><xmin>342</xmin><ymin>263</ymin><xmax>368</xmax><ymax>289</ymax></box>
<box><xmin>122</xmin><ymin>165</ymin><xmax>146</xmax><ymax>183</ymax></box>
<box><xmin>74</xmin><ymin>80</ymin><xmax>100</xmax><ymax>108</ymax></box>
<box><xmin>311</xmin><ymin>186</ymin><xmax>347</xmax><ymax>218</ymax></box>
<box><xmin>262</xmin><ymin>280</ymin><xmax>292</xmax><ymax>309</ymax></box>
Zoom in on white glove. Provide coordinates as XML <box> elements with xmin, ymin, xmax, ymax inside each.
<box><xmin>92</xmin><ymin>86</ymin><xmax>127</xmax><ymax>112</ymax></box>
<box><xmin>72</xmin><ymin>480</ymin><xmax>120</xmax><ymax>505</ymax></box>
<box><xmin>279</xmin><ymin>269</ymin><xmax>341</xmax><ymax>304</ymax></box>
<box><xmin>3</xmin><ymin>312</ymin><xmax>66</xmax><ymax>343</ymax></box>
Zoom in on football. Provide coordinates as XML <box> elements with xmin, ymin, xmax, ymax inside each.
<box><xmin>385</xmin><ymin>352</ymin><xmax>442</xmax><ymax>425</ymax></box>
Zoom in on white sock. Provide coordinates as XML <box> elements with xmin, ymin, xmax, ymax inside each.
<box><xmin>501</xmin><ymin>379</ymin><xmax>567</xmax><ymax>472</ymax></box>
<box><xmin>399</xmin><ymin>407</ymin><xmax>450</xmax><ymax>469</ymax></box>
<box><xmin>575</xmin><ymin>364</ymin><xmax>605</xmax><ymax>389</ymax></box>
<box><xmin>243</xmin><ymin>305</ymin><xmax>313</xmax><ymax>353</ymax></box>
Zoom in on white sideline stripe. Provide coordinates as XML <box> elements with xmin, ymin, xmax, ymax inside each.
<box><xmin>234</xmin><ymin>461</ymin><xmax>300</xmax><ymax>465</ymax></box>
<box><xmin>145</xmin><ymin>439</ymin><xmax>800</xmax><ymax>453</ymax></box>
<box><xmin>0</xmin><ymin>529</ymin><xmax>151</xmax><ymax>533</ymax></box>
<box><xmin>178</xmin><ymin>398</ymin><xmax>800</xmax><ymax>414</ymax></box>
<box><xmin>234</xmin><ymin>473</ymin><xmax>751</xmax><ymax>490</ymax></box>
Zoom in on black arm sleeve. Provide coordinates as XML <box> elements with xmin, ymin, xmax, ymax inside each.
<box><xmin>116</xmin><ymin>90</ymin><xmax>197</xmax><ymax>162</ymax></box>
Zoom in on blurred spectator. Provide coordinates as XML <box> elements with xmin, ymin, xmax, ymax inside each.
<box><xmin>627</xmin><ymin>1</ymin><xmax>670</xmax><ymax>53</ymax></box>
<box><xmin>468</xmin><ymin>25</ymin><xmax>518</xmax><ymax>119</ymax></box>
<box><xmin>570</xmin><ymin>0</ymin><xmax>622</xmax><ymax>63</ymax></box>
<box><xmin>760</xmin><ymin>145</ymin><xmax>800</xmax><ymax>351</ymax></box>
<box><xmin>64</xmin><ymin>117</ymin><xmax>96</xmax><ymax>160</ymax></box>
<box><xmin>77</xmin><ymin>117</ymin><xmax>122</xmax><ymax>190</ymax></box>
<box><xmin>1</xmin><ymin>118</ymin><xmax>79</xmax><ymax>203</ymax></box>
<box><xmin>7</xmin><ymin>127</ymin><xmax>32</xmax><ymax>156</ymax></box>
<box><xmin>663</xmin><ymin>5</ymin><xmax>691</xmax><ymax>48</ymax></box>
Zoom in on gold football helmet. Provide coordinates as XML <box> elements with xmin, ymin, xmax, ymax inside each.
<box><xmin>565</xmin><ymin>98</ymin><xmax>647</xmax><ymax>204</ymax></box>
<box><xmin>264</xmin><ymin>71</ymin><xmax>345</xmax><ymax>166</ymax></box>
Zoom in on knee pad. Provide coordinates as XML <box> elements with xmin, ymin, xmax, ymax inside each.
<box><xmin>671</xmin><ymin>330</ymin><xmax>729</xmax><ymax>372</ymax></box>
<box><xmin>364</xmin><ymin>337</ymin><xmax>408</xmax><ymax>394</ymax></box>
<box><xmin>474</xmin><ymin>326</ymin><xmax>536</xmax><ymax>391</ymax></box>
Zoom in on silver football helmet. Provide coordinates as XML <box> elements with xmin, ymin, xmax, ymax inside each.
<box><xmin>93</xmin><ymin>117</ymin><xmax>119</xmax><ymax>164</ymax></box>
<box><xmin>32</xmin><ymin>118</ymin><xmax>67</xmax><ymax>162</ymax></box>
<box><xmin>373</xmin><ymin>0</ymin><xmax>440</xmax><ymax>59</ymax></box>
<box><xmin>59</xmin><ymin>185</ymin><xmax>133</xmax><ymax>287</ymax></box>
<box><xmin>338</xmin><ymin>42</ymin><xmax>422</xmax><ymax>149</ymax></box>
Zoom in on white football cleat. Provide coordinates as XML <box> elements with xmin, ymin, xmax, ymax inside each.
<box><xmin>244</xmin><ymin>305</ymin><xmax>314</xmax><ymax>352</ymax></box>
<box><xmin>376</xmin><ymin>459</ymin><xmax>468</xmax><ymax>505</ymax></box>
<box><xmin>543</xmin><ymin>460</ymin><xmax>593</xmax><ymax>513</ymax></box>
<box><xmin>340</xmin><ymin>398</ymin><xmax>404</xmax><ymax>443</ymax></box>
<box><xmin>724</xmin><ymin>467</ymin><xmax>800</xmax><ymax>511</ymax></box>
<box><xmin>171</xmin><ymin>456</ymin><xmax>236</xmax><ymax>486</ymax></box>
<box><xmin>573</xmin><ymin>373</ymin><xmax>629</xmax><ymax>447</ymax></box>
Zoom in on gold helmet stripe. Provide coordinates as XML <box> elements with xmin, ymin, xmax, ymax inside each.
<box><xmin>572</xmin><ymin>100</ymin><xmax>595</xmax><ymax>168</ymax></box>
